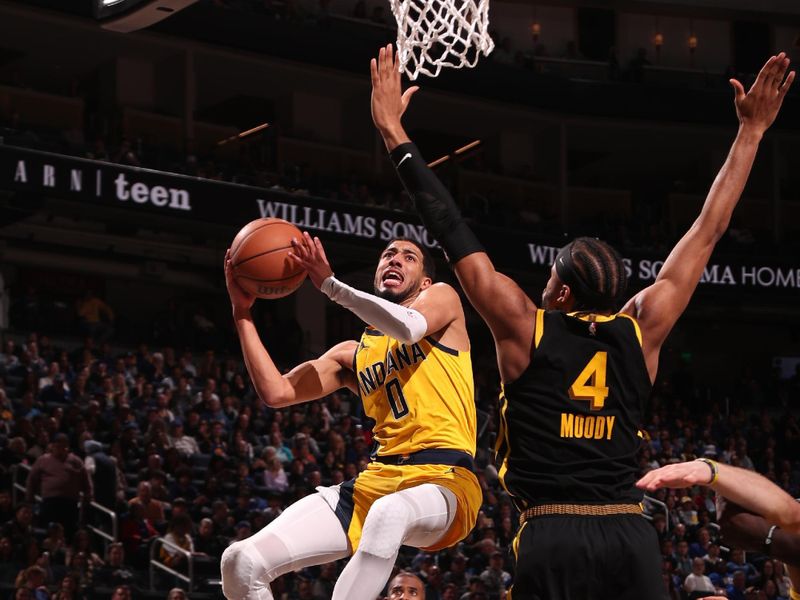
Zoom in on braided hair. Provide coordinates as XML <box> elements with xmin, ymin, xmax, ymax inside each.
<box><xmin>555</xmin><ymin>237</ymin><xmax>628</xmax><ymax>312</ymax></box>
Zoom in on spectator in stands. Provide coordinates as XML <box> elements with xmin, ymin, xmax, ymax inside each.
<box><xmin>110</xmin><ymin>585</ymin><xmax>132</xmax><ymax>600</ymax></box>
<box><xmin>443</xmin><ymin>553</ymin><xmax>468</xmax><ymax>590</ymax></box>
<box><xmin>14</xmin><ymin>565</ymin><xmax>50</xmax><ymax>600</ymax></box>
<box><xmin>65</xmin><ymin>529</ymin><xmax>103</xmax><ymax>572</ymax></box>
<box><xmin>26</xmin><ymin>433</ymin><xmax>92</xmax><ymax>540</ymax></box>
<box><xmin>726</xmin><ymin>548</ymin><xmax>760</xmax><ymax>586</ymax></box>
<box><xmin>193</xmin><ymin>518</ymin><xmax>224</xmax><ymax>557</ymax></box>
<box><xmin>4</xmin><ymin>502</ymin><xmax>35</xmax><ymax>564</ymax></box>
<box><xmin>270</xmin><ymin>430</ymin><xmax>293</xmax><ymax>464</ymax></box>
<box><xmin>0</xmin><ymin>490</ymin><xmax>15</xmax><ymax>524</ymax></box>
<box><xmin>120</xmin><ymin>502</ymin><xmax>158</xmax><ymax>569</ymax></box>
<box><xmin>41</xmin><ymin>522</ymin><xmax>67</xmax><ymax>568</ymax></box>
<box><xmin>50</xmin><ymin>573</ymin><xmax>79</xmax><ymax>600</ymax></box>
<box><xmin>726</xmin><ymin>570</ymin><xmax>748</xmax><ymax>600</ymax></box>
<box><xmin>64</xmin><ymin>551</ymin><xmax>93</xmax><ymax>592</ymax></box>
<box><xmin>674</xmin><ymin>539</ymin><xmax>693</xmax><ymax>578</ymax></box>
<box><xmin>166</xmin><ymin>589</ymin><xmax>187</xmax><ymax>600</ymax></box>
<box><xmin>773</xmin><ymin>560</ymin><xmax>792</xmax><ymax>598</ymax></box>
<box><xmin>689</xmin><ymin>526</ymin><xmax>712</xmax><ymax>557</ymax></box>
<box><xmin>263</xmin><ymin>455</ymin><xmax>289</xmax><ymax>493</ymax></box>
<box><xmin>159</xmin><ymin>513</ymin><xmax>194</xmax><ymax>568</ymax></box>
<box><xmin>83</xmin><ymin>439</ymin><xmax>120</xmax><ymax>510</ymax></box>
<box><xmin>167</xmin><ymin>418</ymin><xmax>200</xmax><ymax>458</ymax></box>
<box><xmin>479</xmin><ymin>551</ymin><xmax>511</xmax><ymax>600</ymax></box>
<box><xmin>210</xmin><ymin>500</ymin><xmax>234</xmax><ymax>538</ymax></box>
<box><xmin>95</xmin><ymin>542</ymin><xmax>135</xmax><ymax>588</ymax></box>
<box><xmin>387</xmin><ymin>571</ymin><xmax>426</xmax><ymax>599</ymax></box>
<box><xmin>75</xmin><ymin>291</ymin><xmax>115</xmax><ymax>343</ymax></box>
<box><xmin>683</xmin><ymin>557</ymin><xmax>715</xmax><ymax>595</ymax></box>
<box><xmin>129</xmin><ymin>481</ymin><xmax>165</xmax><ymax>526</ymax></box>
<box><xmin>0</xmin><ymin>534</ymin><xmax>21</xmax><ymax>583</ymax></box>
<box><xmin>39</xmin><ymin>375</ymin><xmax>70</xmax><ymax>406</ymax></box>
<box><xmin>677</xmin><ymin>496</ymin><xmax>699</xmax><ymax>528</ymax></box>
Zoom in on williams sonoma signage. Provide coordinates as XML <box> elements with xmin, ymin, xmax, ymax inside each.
<box><xmin>2</xmin><ymin>144</ymin><xmax>799</xmax><ymax>293</ymax></box>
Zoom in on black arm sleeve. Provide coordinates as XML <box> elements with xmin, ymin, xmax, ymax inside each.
<box><xmin>389</xmin><ymin>142</ymin><xmax>484</xmax><ymax>263</ymax></box>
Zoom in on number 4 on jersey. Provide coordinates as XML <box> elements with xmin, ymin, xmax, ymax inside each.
<box><xmin>569</xmin><ymin>351</ymin><xmax>608</xmax><ymax>410</ymax></box>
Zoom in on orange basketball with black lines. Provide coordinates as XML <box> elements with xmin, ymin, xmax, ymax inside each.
<box><xmin>230</xmin><ymin>218</ymin><xmax>307</xmax><ymax>299</ymax></box>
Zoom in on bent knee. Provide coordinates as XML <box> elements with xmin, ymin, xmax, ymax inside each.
<box><xmin>221</xmin><ymin>542</ymin><xmax>256</xmax><ymax>599</ymax></box>
<box><xmin>359</xmin><ymin>496</ymin><xmax>412</xmax><ymax>559</ymax></box>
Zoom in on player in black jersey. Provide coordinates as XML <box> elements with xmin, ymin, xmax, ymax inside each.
<box><xmin>370</xmin><ymin>44</ymin><xmax>794</xmax><ymax>599</ymax></box>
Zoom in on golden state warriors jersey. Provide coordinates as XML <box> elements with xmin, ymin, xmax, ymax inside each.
<box><xmin>354</xmin><ymin>328</ymin><xmax>476</xmax><ymax>457</ymax></box>
<box><xmin>497</xmin><ymin>310</ymin><xmax>651</xmax><ymax>507</ymax></box>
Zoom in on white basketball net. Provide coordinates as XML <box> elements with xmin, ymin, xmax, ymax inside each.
<box><xmin>389</xmin><ymin>0</ymin><xmax>495</xmax><ymax>80</ymax></box>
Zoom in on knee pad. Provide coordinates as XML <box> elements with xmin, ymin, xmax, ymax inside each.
<box><xmin>358</xmin><ymin>494</ymin><xmax>412</xmax><ymax>559</ymax></box>
<box><xmin>221</xmin><ymin>541</ymin><xmax>256</xmax><ymax>600</ymax></box>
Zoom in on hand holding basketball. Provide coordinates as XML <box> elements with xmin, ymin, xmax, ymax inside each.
<box><xmin>228</xmin><ymin>218</ymin><xmax>308</xmax><ymax>300</ymax></box>
<box><xmin>225</xmin><ymin>249</ymin><xmax>256</xmax><ymax>315</ymax></box>
<box><xmin>288</xmin><ymin>232</ymin><xmax>334</xmax><ymax>290</ymax></box>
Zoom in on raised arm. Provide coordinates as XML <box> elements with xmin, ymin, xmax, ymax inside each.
<box><xmin>225</xmin><ymin>250</ymin><xmax>358</xmax><ymax>408</ymax></box>
<box><xmin>622</xmin><ymin>54</ymin><xmax>794</xmax><ymax>376</ymax></box>
<box><xmin>370</xmin><ymin>44</ymin><xmax>536</xmax><ymax>381</ymax></box>
<box><xmin>289</xmin><ymin>231</ymin><xmax>465</xmax><ymax>345</ymax></box>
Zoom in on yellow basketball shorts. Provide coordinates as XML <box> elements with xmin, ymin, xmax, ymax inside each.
<box><xmin>328</xmin><ymin>458</ymin><xmax>481</xmax><ymax>552</ymax></box>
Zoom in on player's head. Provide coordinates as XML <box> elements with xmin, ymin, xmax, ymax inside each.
<box><xmin>374</xmin><ymin>238</ymin><xmax>436</xmax><ymax>303</ymax></box>
<box><xmin>387</xmin><ymin>571</ymin><xmax>425</xmax><ymax>599</ymax></box>
<box><xmin>541</xmin><ymin>237</ymin><xmax>627</xmax><ymax>313</ymax></box>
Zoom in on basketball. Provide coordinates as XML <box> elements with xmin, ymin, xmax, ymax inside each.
<box><xmin>230</xmin><ymin>218</ymin><xmax>307</xmax><ymax>299</ymax></box>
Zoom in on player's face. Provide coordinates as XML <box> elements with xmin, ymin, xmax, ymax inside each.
<box><xmin>388</xmin><ymin>575</ymin><xmax>424</xmax><ymax>599</ymax></box>
<box><xmin>374</xmin><ymin>241</ymin><xmax>431</xmax><ymax>303</ymax></box>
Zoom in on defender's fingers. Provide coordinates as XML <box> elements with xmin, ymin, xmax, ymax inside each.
<box><xmin>780</xmin><ymin>70</ymin><xmax>796</xmax><ymax>95</ymax></box>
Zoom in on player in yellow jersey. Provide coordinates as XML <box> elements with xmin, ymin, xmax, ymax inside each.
<box><xmin>220</xmin><ymin>232</ymin><xmax>481</xmax><ymax>600</ymax></box>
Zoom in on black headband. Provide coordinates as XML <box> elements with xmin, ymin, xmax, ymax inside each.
<box><xmin>554</xmin><ymin>243</ymin><xmax>612</xmax><ymax>310</ymax></box>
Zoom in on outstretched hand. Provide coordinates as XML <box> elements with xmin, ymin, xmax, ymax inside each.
<box><xmin>288</xmin><ymin>232</ymin><xmax>334</xmax><ymax>290</ymax></box>
<box><xmin>224</xmin><ymin>249</ymin><xmax>256</xmax><ymax>314</ymax></box>
<box><xmin>635</xmin><ymin>460</ymin><xmax>712</xmax><ymax>492</ymax></box>
<box><xmin>370</xmin><ymin>43</ymin><xmax>418</xmax><ymax>145</ymax></box>
<box><xmin>731</xmin><ymin>52</ymin><xmax>795</xmax><ymax>134</ymax></box>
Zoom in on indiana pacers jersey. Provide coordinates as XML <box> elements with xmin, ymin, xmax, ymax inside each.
<box><xmin>326</xmin><ymin>327</ymin><xmax>481</xmax><ymax>552</ymax></box>
<box><xmin>496</xmin><ymin>310</ymin><xmax>651</xmax><ymax>508</ymax></box>
<box><xmin>354</xmin><ymin>328</ymin><xmax>476</xmax><ymax>457</ymax></box>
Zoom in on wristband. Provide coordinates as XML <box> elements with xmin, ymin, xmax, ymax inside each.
<box><xmin>764</xmin><ymin>525</ymin><xmax>778</xmax><ymax>557</ymax></box>
<box><xmin>697</xmin><ymin>458</ymin><xmax>718</xmax><ymax>485</ymax></box>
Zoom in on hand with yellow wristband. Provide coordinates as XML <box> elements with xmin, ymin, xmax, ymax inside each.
<box><xmin>636</xmin><ymin>458</ymin><xmax>718</xmax><ymax>491</ymax></box>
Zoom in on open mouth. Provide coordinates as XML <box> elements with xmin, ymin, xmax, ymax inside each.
<box><xmin>382</xmin><ymin>268</ymin><xmax>404</xmax><ymax>287</ymax></box>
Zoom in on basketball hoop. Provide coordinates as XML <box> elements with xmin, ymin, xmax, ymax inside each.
<box><xmin>389</xmin><ymin>0</ymin><xmax>495</xmax><ymax>80</ymax></box>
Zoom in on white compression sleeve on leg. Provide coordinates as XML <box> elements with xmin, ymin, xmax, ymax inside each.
<box><xmin>331</xmin><ymin>484</ymin><xmax>457</xmax><ymax>600</ymax></box>
<box><xmin>320</xmin><ymin>276</ymin><xmax>428</xmax><ymax>344</ymax></box>
<box><xmin>221</xmin><ymin>493</ymin><xmax>350</xmax><ymax>600</ymax></box>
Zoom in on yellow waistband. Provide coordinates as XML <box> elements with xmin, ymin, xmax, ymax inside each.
<box><xmin>519</xmin><ymin>503</ymin><xmax>643</xmax><ymax>524</ymax></box>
